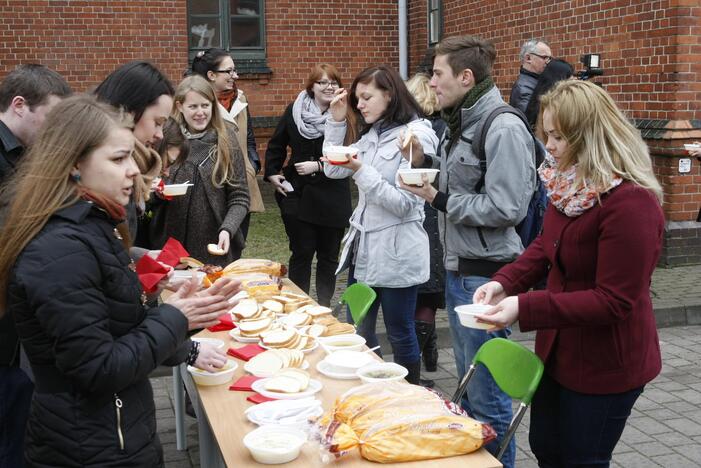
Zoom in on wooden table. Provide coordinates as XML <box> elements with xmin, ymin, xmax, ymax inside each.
<box><xmin>177</xmin><ymin>280</ymin><xmax>502</xmax><ymax>467</ymax></box>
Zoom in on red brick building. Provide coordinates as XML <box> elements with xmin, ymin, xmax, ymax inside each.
<box><xmin>1</xmin><ymin>0</ymin><xmax>699</xmax><ymax>266</ymax></box>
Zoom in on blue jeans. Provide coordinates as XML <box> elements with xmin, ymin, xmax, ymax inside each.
<box><xmin>530</xmin><ymin>372</ymin><xmax>643</xmax><ymax>467</ymax></box>
<box><xmin>0</xmin><ymin>367</ymin><xmax>33</xmax><ymax>468</ymax></box>
<box><xmin>446</xmin><ymin>271</ymin><xmax>515</xmax><ymax>468</ymax></box>
<box><xmin>348</xmin><ymin>270</ymin><xmax>420</xmax><ymax>365</ymax></box>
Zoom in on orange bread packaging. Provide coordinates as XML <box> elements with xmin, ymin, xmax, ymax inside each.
<box><xmin>312</xmin><ymin>381</ymin><xmax>496</xmax><ymax>463</ymax></box>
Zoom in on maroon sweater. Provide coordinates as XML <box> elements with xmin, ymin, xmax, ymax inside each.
<box><xmin>492</xmin><ymin>182</ymin><xmax>664</xmax><ymax>394</ymax></box>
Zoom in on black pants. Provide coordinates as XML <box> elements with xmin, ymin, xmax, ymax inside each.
<box><xmin>529</xmin><ymin>372</ymin><xmax>644</xmax><ymax>467</ymax></box>
<box><xmin>278</xmin><ymin>196</ymin><xmax>344</xmax><ymax>306</ymax></box>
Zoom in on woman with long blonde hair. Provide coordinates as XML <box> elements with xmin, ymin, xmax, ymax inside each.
<box><xmin>164</xmin><ymin>75</ymin><xmax>250</xmax><ymax>265</ymax></box>
<box><xmin>0</xmin><ymin>94</ymin><xmax>233</xmax><ymax>467</ymax></box>
<box><xmin>474</xmin><ymin>80</ymin><xmax>664</xmax><ymax>466</ymax></box>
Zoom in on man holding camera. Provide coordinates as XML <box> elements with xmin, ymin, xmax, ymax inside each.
<box><xmin>509</xmin><ymin>38</ymin><xmax>552</xmax><ymax>113</ymax></box>
<box><xmin>400</xmin><ymin>35</ymin><xmax>535</xmax><ymax>468</ymax></box>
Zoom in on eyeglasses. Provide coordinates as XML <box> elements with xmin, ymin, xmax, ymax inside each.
<box><xmin>315</xmin><ymin>80</ymin><xmax>339</xmax><ymax>88</ymax></box>
<box><xmin>531</xmin><ymin>53</ymin><xmax>552</xmax><ymax>63</ymax></box>
<box><xmin>214</xmin><ymin>68</ymin><xmax>237</xmax><ymax>75</ymax></box>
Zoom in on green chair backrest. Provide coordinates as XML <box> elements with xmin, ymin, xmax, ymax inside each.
<box><xmin>473</xmin><ymin>338</ymin><xmax>544</xmax><ymax>405</ymax></box>
<box><xmin>340</xmin><ymin>283</ymin><xmax>376</xmax><ymax>327</ymax></box>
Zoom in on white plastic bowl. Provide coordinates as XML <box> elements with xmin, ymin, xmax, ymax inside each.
<box><xmin>191</xmin><ymin>337</ymin><xmax>225</xmax><ymax>350</ymax></box>
<box><xmin>455</xmin><ymin>304</ymin><xmax>493</xmax><ymax>330</ymax></box>
<box><xmin>323</xmin><ymin>145</ymin><xmax>359</xmax><ymax>165</ymax></box>
<box><xmin>356</xmin><ymin>362</ymin><xmax>408</xmax><ymax>383</ymax></box>
<box><xmin>243</xmin><ymin>425</ymin><xmax>307</xmax><ymax>464</ymax></box>
<box><xmin>684</xmin><ymin>143</ymin><xmax>700</xmax><ymax>151</ymax></box>
<box><xmin>324</xmin><ymin>350</ymin><xmax>375</xmax><ymax>374</ymax></box>
<box><xmin>319</xmin><ymin>334</ymin><xmax>366</xmax><ymax>353</ymax></box>
<box><xmin>187</xmin><ymin>359</ymin><xmax>238</xmax><ymax>386</ymax></box>
<box><xmin>398</xmin><ymin>168</ymin><xmax>439</xmax><ymax>185</ymax></box>
<box><xmin>163</xmin><ymin>183</ymin><xmax>193</xmax><ymax>196</ymax></box>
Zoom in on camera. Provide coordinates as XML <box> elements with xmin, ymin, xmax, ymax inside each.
<box><xmin>576</xmin><ymin>54</ymin><xmax>604</xmax><ymax>81</ymax></box>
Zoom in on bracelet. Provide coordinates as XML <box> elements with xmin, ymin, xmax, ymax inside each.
<box><xmin>186</xmin><ymin>340</ymin><xmax>200</xmax><ymax>366</ymax></box>
<box><xmin>317</xmin><ymin>161</ymin><xmax>323</xmax><ymax>172</ymax></box>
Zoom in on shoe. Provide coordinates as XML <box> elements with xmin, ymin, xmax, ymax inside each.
<box><xmin>399</xmin><ymin>360</ymin><xmax>422</xmax><ymax>385</ymax></box>
<box><xmin>419</xmin><ymin>378</ymin><xmax>435</xmax><ymax>388</ymax></box>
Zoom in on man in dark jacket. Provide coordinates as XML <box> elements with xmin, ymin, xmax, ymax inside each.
<box><xmin>0</xmin><ymin>64</ymin><xmax>70</xmax><ymax>467</ymax></box>
<box><xmin>509</xmin><ymin>39</ymin><xmax>552</xmax><ymax>113</ymax></box>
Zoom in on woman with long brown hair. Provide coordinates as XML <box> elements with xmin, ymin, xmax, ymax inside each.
<box><xmin>164</xmin><ymin>75</ymin><xmax>250</xmax><ymax>266</ymax></box>
<box><xmin>264</xmin><ymin>64</ymin><xmax>354</xmax><ymax>306</ymax></box>
<box><xmin>0</xmin><ymin>94</ymin><xmax>233</xmax><ymax>466</ymax></box>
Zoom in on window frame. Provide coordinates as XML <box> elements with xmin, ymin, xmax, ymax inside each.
<box><xmin>187</xmin><ymin>0</ymin><xmax>268</xmax><ymax>73</ymax></box>
<box><xmin>427</xmin><ymin>0</ymin><xmax>443</xmax><ymax>47</ymax></box>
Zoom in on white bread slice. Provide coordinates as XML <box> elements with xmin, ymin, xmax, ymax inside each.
<box><xmin>247</xmin><ymin>351</ymin><xmax>284</xmax><ymax>376</ymax></box>
<box><xmin>279</xmin><ymin>291</ymin><xmax>308</xmax><ymax>300</ymax></box>
<box><xmin>306</xmin><ymin>324</ymin><xmax>326</xmax><ymax>338</ymax></box>
<box><xmin>238</xmin><ymin>316</ymin><xmax>273</xmax><ymax>335</ymax></box>
<box><xmin>277</xmin><ymin>368</ymin><xmax>310</xmax><ymax>390</ymax></box>
<box><xmin>262</xmin><ymin>328</ymin><xmax>297</xmax><ymax>347</ymax></box>
<box><xmin>230</xmin><ymin>299</ymin><xmax>259</xmax><ymax>319</ymax></box>
<box><xmin>306</xmin><ymin>305</ymin><xmax>333</xmax><ymax>317</ymax></box>
<box><xmin>264</xmin><ymin>375</ymin><xmax>302</xmax><ymax>393</ymax></box>
<box><xmin>262</xmin><ymin>300</ymin><xmax>284</xmax><ymax>314</ymax></box>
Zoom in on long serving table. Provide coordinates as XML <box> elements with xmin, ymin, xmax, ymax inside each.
<box><xmin>173</xmin><ymin>279</ymin><xmax>502</xmax><ymax>468</ymax></box>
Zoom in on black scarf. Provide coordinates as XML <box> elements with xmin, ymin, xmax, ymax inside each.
<box><xmin>441</xmin><ymin>76</ymin><xmax>495</xmax><ymax>152</ymax></box>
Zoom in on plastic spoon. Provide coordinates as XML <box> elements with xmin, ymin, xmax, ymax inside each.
<box><xmin>363</xmin><ymin>345</ymin><xmax>381</xmax><ymax>354</ymax></box>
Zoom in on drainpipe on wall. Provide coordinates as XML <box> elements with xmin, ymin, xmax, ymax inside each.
<box><xmin>398</xmin><ymin>0</ymin><xmax>408</xmax><ymax>79</ymax></box>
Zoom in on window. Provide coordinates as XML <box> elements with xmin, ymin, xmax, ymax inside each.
<box><xmin>188</xmin><ymin>0</ymin><xmax>269</xmax><ymax>73</ymax></box>
<box><xmin>428</xmin><ymin>0</ymin><xmax>442</xmax><ymax>46</ymax></box>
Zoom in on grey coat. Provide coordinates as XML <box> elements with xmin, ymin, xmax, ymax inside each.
<box><xmin>324</xmin><ymin>118</ymin><xmax>438</xmax><ymax>288</ymax></box>
<box><xmin>429</xmin><ymin>86</ymin><xmax>536</xmax><ymax>271</ymax></box>
<box><xmin>164</xmin><ymin>127</ymin><xmax>249</xmax><ymax>266</ymax></box>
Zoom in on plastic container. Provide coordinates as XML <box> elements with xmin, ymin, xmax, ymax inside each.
<box><xmin>397</xmin><ymin>168</ymin><xmax>439</xmax><ymax>185</ymax></box>
<box><xmin>163</xmin><ymin>183</ymin><xmax>193</xmax><ymax>196</ymax></box>
<box><xmin>187</xmin><ymin>359</ymin><xmax>238</xmax><ymax>386</ymax></box>
<box><xmin>455</xmin><ymin>304</ymin><xmax>493</xmax><ymax>330</ymax></box>
<box><xmin>356</xmin><ymin>362</ymin><xmax>408</xmax><ymax>383</ymax></box>
<box><xmin>323</xmin><ymin>350</ymin><xmax>375</xmax><ymax>374</ymax></box>
<box><xmin>243</xmin><ymin>425</ymin><xmax>307</xmax><ymax>464</ymax></box>
<box><xmin>323</xmin><ymin>145</ymin><xmax>359</xmax><ymax>165</ymax></box>
<box><xmin>318</xmin><ymin>334</ymin><xmax>366</xmax><ymax>354</ymax></box>
<box><xmin>191</xmin><ymin>337</ymin><xmax>225</xmax><ymax>350</ymax></box>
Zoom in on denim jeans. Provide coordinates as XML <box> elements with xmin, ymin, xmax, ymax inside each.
<box><xmin>445</xmin><ymin>271</ymin><xmax>515</xmax><ymax>468</ymax></box>
<box><xmin>530</xmin><ymin>372</ymin><xmax>644</xmax><ymax>467</ymax></box>
<box><xmin>0</xmin><ymin>367</ymin><xmax>33</xmax><ymax>467</ymax></box>
<box><xmin>348</xmin><ymin>269</ymin><xmax>420</xmax><ymax>365</ymax></box>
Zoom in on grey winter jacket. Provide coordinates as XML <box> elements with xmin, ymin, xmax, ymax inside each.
<box><xmin>324</xmin><ymin>118</ymin><xmax>438</xmax><ymax>288</ymax></box>
<box><xmin>509</xmin><ymin>68</ymin><xmax>540</xmax><ymax>113</ymax></box>
<box><xmin>430</xmin><ymin>86</ymin><xmax>536</xmax><ymax>272</ymax></box>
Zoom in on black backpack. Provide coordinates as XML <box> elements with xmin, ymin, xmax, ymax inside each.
<box><xmin>472</xmin><ymin>105</ymin><xmax>547</xmax><ymax>248</ymax></box>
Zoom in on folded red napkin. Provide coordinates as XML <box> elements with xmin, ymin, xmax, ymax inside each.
<box><xmin>135</xmin><ymin>254</ymin><xmax>171</xmax><ymax>293</ymax></box>
<box><xmin>155</xmin><ymin>178</ymin><xmax>173</xmax><ymax>201</ymax></box>
<box><xmin>156</xmin><ymin>237</ymin><xmax>189</xmax><ymax>267</ymax></box>
<box><xmin>207</xmin><ymin>313</ymin><xmax>236</xmax><ymax>332</ymax></box>
<box><xmin>247</xmin><ymin>393</ymin><xmax>277</xmax><ymax>404</ymax></box>
<box><xmin>227</xmin><ymin>344</ymin><xmax>265</xmax><ymax>361</ymax></box>
<box><xmin>229</xmin><ymin>375</ymin><xmax>262</xmax><ymax>391</ymax></box>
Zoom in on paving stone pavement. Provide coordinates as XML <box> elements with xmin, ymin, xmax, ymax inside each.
<box><xmin>153</xmin><ymin>324</ymin><xmax>701</xmax><ymax>467</ymax></box>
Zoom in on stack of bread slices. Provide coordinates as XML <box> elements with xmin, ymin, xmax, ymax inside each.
<box><xmin>260</xmin><ymin>327</ymin><xmax>316</xmax><ymax>351</ymax></box>
<box><xmin>263</xmin><ymin>368</ymin><xmax>311</xmax><ymax>394</ymax></box>
<box><xmin>245</xmin><ymin>349</ymin><xmax>305</xmax><ymax>378</ymax></box>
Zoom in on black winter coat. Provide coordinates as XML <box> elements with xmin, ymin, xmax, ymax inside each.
<box><xmin>8</xmin><ymin>201</ymin><xmax>190</xmax><ymax>467</ymax></box>
<box><xmin>264</xmin><ymin>103</ymin><xmax>352</xmax><ymax>228</ymax></box>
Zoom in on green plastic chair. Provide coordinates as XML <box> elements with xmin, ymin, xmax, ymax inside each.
<box><xmin>337</xmin><ymin>283</ymin><xmax>376</xmax><ymax>327</ymax></box>
<box><xmin>451</xmin><ymin>337</ymin><xmax>544</xmax><ymax>461</ymax></box>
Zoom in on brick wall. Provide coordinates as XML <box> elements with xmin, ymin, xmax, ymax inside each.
<box><xmin>409</xmin><ymin>0</ymin><xmax>701</xmax><ymax>266</ymax></box>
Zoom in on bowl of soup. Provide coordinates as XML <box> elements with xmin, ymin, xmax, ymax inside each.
<box><xmin>455</xmin><ymin>304</ymin><xmax>493</xmax><ymax>330</ymax></box>
<box><xmin>187</xmin><ymin>359</ymin><xmax>238</xmax><ymax>386</ymax></box>
<box><xmin>356</xmin><ymin>362</ymin><xmax>408</xmax><ymax>383</ymax></box>
<box><xmin>163</xmin><ymin>183</ymin><xmax>194</xmax><ymax>196</ymax></box>
<box><xmin>319</xmin><ymin>334</ymin><xmax>366</xmax><ymax>353</ymax></box>
<box><xmin>323</xmin><ymin>145</ymin><xmax>359</xmax><ymax>165</ymax></box>
<box><xmin>243</xmin><ymin>425</ymin><xmax>307</xmax><ymax>464</ymax></box>
<box><xmin>398</xmin><ymin>168</ymin><xmax>439</xmax><ymax>186</ymax></box>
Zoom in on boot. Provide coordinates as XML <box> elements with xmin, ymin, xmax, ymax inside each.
<box><xmin>423</xmin><ymin>325</ymin><xmax>438</xmax><ymax>372</ymax></box>
<box><xmin>401</xmin><ymin>360</ymin><xmax>422</xmax><ymax>386</ymax></box>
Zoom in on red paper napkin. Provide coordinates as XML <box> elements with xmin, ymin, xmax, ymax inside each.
<box><xmin>229</xmin><ymin>375</ymin><xmax>262</xmax><ymax>391</ymax></box>
<box><xmin>247</xmin><ymin>393</ymin><xmax>277</xmax><ymax>404</ymax></box>
<box><xmin>207</xmin><ymin>313</ymin><xmax>236</xmax><ymax>332</ymax></box>
<box><xmin>155</xmin><ymin>178</ymin><xmax>173</xmax><ymax>201</ymax></box>
<box><xmin>156</xmin><ymin>238</ymin><xmax>189</xmax><ymax>267</ymax></box>
<box><xmin>227</xmin><ymin>344</ymin><xmax>265</xmax><ymax>361</ymax></box>
<box><xmin>135</xmin><ymin>254</ymin><xmax>171</xmax><ymax>293</ymax></box>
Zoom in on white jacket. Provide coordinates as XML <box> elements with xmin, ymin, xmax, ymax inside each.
<box><xmin>324</xmin><ymin>118</ymin><xmax>438</xmax><ymax>287</ymax></box>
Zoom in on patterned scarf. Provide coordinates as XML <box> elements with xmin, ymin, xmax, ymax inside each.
<box><xmin>441</xmin><ymin>76</ymin><xmax>495</xmax><ymax>150</ymax></box>
<box><xmin>538</xmin><ymin>152</ymin><xmax>622</xmax><ymax>217</ymax></box>
<box><xmin>291</xmin><ymin>90</ymin><xmax>329</xmax><ymax>140</ymax></box>
<box><xmin>217</xmin><ymin>88</ymin><xmax>237</xmax><ymax>112</ymax></box>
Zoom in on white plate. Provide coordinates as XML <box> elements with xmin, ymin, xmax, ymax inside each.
<box><xmin>259</xmin><ymin>340</ymin><xmax>318</xmax><ymax>354</ymax></box>
<box><xmin>244</xmin><ymin>360</ymin><xmax>310</xmax><ymax>378</ymax></box>
<box><xmin>229</xmin><ymin>328</ymin><xmax>262</xmax><ymax>343</ymax></box>
<box><xmin>252</xmin><ymin>378</ymin><xmax>323</xmax><ymax>400</ymax></box>
<box><xmin>316</xmin><ymin>359</ymin><xmax>359</xmax><ymax>380</ymax></box>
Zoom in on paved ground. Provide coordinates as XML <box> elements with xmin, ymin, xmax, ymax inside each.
<box><xmin>152</xmin><ymin>264</ymin><xmax>701</xmax><ymax>467</ymax></box>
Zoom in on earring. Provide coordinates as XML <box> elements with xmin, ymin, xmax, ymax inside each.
<box><xmin>71</xmin><ymin>172</ymin><xmax>81</xmax><ymax>182</ymax></box>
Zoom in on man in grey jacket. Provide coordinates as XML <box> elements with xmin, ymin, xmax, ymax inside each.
<box><xmin>509</xmin><ymin>38</ymin><xmax>552</xmax><ymax>113</ymax></box>
<box><xmin>400</xmin><ymin>35</ymin><xmax>535</xmax><ymax>468</ymax></box>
